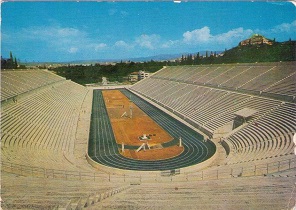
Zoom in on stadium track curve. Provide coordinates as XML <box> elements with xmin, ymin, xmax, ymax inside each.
<box><xmin>88</xmin><ymin>89</ymin><xmax>216</xmax><ymax>171</ymax></box>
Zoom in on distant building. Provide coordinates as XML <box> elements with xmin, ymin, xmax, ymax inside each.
<box><xmin>128</xmin><ymin>72</ymin><xmax>139</xmax><ymax>82</ymax></box>
<box><xmin>102</xmin><ymin>77</ymin><xmax>108</xmax><ymax>85</ymax></box>
<box><xmin>138</xmin><ymin>71</ymin><xmax>150</xmax><ymax>80</ymax></box>
<box><xmin>128</xmin><ymin>71</ymin><xmax>150</xmax><ymax>82</ymax></box>
<box><xmin>240</xmin><ymin>34</ymin><xmax>274</xmax><ymax>46</ymax></box>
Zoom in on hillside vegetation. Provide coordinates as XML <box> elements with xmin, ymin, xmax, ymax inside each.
<box><xmin>49</xmin><ymin>38</ymin><xmax>295</xmax><ymax>85</ymax></box>
<box><xmin>222</xmin><ymin>41</ymin><xmax>296</xmax><ymax>63</ymax></box>
<box><xmin>51</xmin><ymin>61</ymin><xmax>165</xmax><ymax>85</ymax></box>
<box><xmin>179</xmin><ymin>40</ymin><xmax>296</xmax><ymax>65</ymax></box>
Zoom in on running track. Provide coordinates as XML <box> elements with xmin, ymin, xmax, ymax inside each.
<box><xmin>88</xmin><ymin>89</ymin><xmax>216</xmax><ymax>171</ymax></box>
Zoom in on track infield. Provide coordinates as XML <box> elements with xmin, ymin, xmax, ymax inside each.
<box><xmin>102</xmin><ymin>90</ymin><xmax>184</xmax><ymax>160</ymax></box>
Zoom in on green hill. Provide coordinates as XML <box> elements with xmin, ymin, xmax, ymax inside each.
<box><xmin>221</xmin><ymin>40</ymin><xmax>296</xmax><ymax>63</ymax></box>
<box><xmin>178</xmin><ymin>36</ymin><xmax>295</xmax><ymax>65</ymax></box>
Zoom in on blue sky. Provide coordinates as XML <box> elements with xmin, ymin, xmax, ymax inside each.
<box><xmin>2</xmin><ymin>2</ymin><xmax>296</xmax><ymax>62</ymax></box>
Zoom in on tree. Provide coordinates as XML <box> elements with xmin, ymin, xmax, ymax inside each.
<box><xmin>9</xmin><ymin>51</ymin><xmax>14</xmax><ymax>68</ymax></box>
<box><xmin>194</xmin><ymin>52</ymin><xmax>200</xmax><ymax>64</ymax></box>
<box><xmin>14</xmin><ymin>57</ymin><xmax>18</xmax><ymax>68</ymax></box>
<box><xmin>4</xmin><ymin>51</ymin><xmax>17</xmax><ymax>69</ymax></box>
<box><xmin>181</xmin><ymin>55</ymin><xmax>184</xmax><ymax>64</ymax></box>
<box><xmin>9</xmin><ymin>51</ymin><xmax>13</xmax><ymax>61</ymax></box>
<box><xmin>187</xmin><ymin>54</ymin><xmax>193</xmax><ymax>65</ymax></box>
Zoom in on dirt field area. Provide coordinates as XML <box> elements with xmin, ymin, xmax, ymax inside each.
<box><xmin>102</xmin><ymin>90</ymin><xmax>184</xmax><ymax>161</ymax></box>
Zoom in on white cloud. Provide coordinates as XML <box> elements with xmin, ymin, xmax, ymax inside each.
<box><xmin>114</xmin><ymin>40</ymin><xmax>132</xmax><ymax>48</ymax></box>
<box><xmin>23</xmin><ymin>26</ymin><xmax>85</xmax><ymax>41</ymax></box>
<box><xmin>94</xmin><ymin>43</ymin><xmax>107</xmax><ymax>51</ymax></box>
<box><xmin>162</xmin><ymin>40</ymin><xmax>180</xmax><ymax>48</ymax></box>
<box><xmin>56</xmin><ymin>28</ymin><xmax>82</xmax><ymax>37</ymax></box>
<box><xmin>68</xmin><ymin>47</ymin><xmax>78</xmax><ymax>53</ymax></box>
<box><xmin>110</xmin><ymin>27</ymin><xmax>254</xmax><ymax>53</ymax></box>
<box><xmin>270</xmin><ymin>20</ymin><xmax>296</xmax><ymax>33</ymax></box>
<box><xmin>182</xmin><ymin>26</ymin><xmax>253</xmax><ymax>46</ymax></box>
<box><xmin>135</xmin><ymin>34</ymin><xmax>161</xmax><ymax>49</ymax></box>
<box><xmin>215</xmin><ymin>28</ymin><xmax>253</xmax><ymax>44</ymax></box>
<box><xmin>115</xmin><ymin>35</ymin><xmax>162</xmax><ymax>50</ymax></box>
<box><xmin>254</xmin><ymin>20</ymin><xmax>296</xmax><ymax>41</ymax></box>
<box><xmin>19</xmin><ymin>25</ymin><xmax>109</xmax><ymax>55</ymax></box>
<box><xmin>21</xmin><ymin>26</ymin><xmax>87</xmax><ymax>53</ymax></box>
<box><xmin>183</xmin><ymin>27</ymin><xmax>212</xmax><ymax>44</ymax></box>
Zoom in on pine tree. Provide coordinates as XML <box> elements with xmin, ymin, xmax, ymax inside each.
<box><xmin>9</xmin><ymin>51</ymin><xmax>14</xmax><ymax>68</ymax></box>
<box><xmin>9</xmin><ymin>51</ymin><xmax>13</xmax><ymax>61</ymax></box>
<box><xmin>195</xmin><ymin>52</ymin><xmax>200</xmax><ymax>64</ymax></box>
<box><xmin>187</xmin><ymin>54</ymin><xmax>193</xmax><ymax>65</ymax></box>
<box><xmin>14</xmin><ymin>57</ymin><xmax>18</xmax><ymax>69</ymax></box>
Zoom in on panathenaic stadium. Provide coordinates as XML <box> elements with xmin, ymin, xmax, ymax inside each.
<box><xmin>1</xmin><ymin>62</ymin><xmax>296</xmax><ymax>210</ymax></box>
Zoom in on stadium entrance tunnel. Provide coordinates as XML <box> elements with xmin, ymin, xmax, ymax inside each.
<box><xmin>87</xmin><ymin>89</ymin><xmax>216</xmax><ymax>172</ymax></box>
